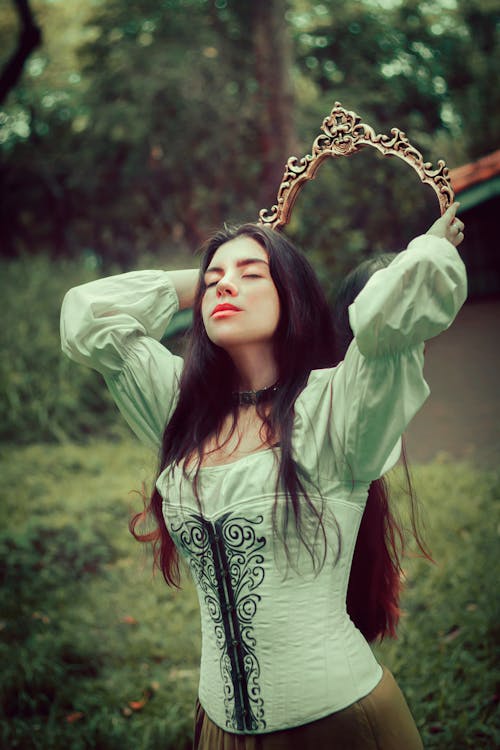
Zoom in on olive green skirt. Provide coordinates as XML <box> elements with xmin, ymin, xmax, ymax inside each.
<box><xmin>192</xmin><ymin>667</ymin><xmax>423</xmax><ymax>750</ymax></box>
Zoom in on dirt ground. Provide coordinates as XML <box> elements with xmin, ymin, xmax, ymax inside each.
<box><xmin>405</xmin><ymin>298</ymin><xmax>499</xmax><ymax>469</ymax></box>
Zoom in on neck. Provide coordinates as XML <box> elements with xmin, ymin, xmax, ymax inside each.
<box><xmin>227</xmin><ymin>343</ymin><xmax>278</xmax><ymax>392</ymax></box>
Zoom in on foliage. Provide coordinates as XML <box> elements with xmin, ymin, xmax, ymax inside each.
<box><xmin>0</xmin><ymin>440</ymin><xmax>498</xmax><ymax>749</ymax></box>
<box><xmin>1</xmin><ymin>254</ymin><xmax>119</xmax><ymax>443</ymax></box>
<box><xmin>0</xmin><ymin>0</ymin><xmax>499</xmax><ymax>270</ymax></box>
<box><xmin>291</xmin><ymin>0</ymin><xmax>500</xmax><ymax>158</ymax></box>
<box><xmin>1</xmin><ymin>0</ymin><xmax>293</xmax><ymax>261</ymax></box>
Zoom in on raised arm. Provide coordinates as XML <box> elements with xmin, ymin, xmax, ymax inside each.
<box><xmin>60</xmin><ymin>267</ymin><xmax>199</xmax><ymax>448</ymax></box>
<box><xmin>293</xmin><ymin>206</ymin><xmax>467</xmax><ymax>482</ymax></box>
<box><xmin>349</xmin><ymin>204</ymin><xmax>466</xmax><ymax>358</ymax></box>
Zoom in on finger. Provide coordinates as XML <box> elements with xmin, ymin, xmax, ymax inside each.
<box><xmin>444</xmin><ymin>201</ymin><xmax>460</xmax><ymax>222</ymax></box>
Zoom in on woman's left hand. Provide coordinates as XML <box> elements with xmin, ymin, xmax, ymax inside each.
<box><xmin>426</xmin><ymin>202</ymin><xmax>465</xmax><ymax>247</ymax></box>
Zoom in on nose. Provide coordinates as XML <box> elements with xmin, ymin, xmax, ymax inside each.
<box><xmin>216</xmin><ymin>275</ymin><xmax>238</xmax><ymax>297</ymax></box>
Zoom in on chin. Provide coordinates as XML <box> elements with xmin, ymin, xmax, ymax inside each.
<box><xmin>207</xmin><ymin>331</ymin><xmax>269</xmax><ymax>350</ymax></box>
<box><xmin>209</xmin><ymin>335</ymin><xmax>244</xmax><ymax>350</ymax></box>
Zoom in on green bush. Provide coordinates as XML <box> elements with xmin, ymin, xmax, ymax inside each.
<box><xmin>2</xmin><ymin>255</ymin><xmax>122</xmax><ymax>443</ymax></box>
<box><xmin>0</xmin><ymin>523</ymin><xmax>116</xmax><ymax>611</ymax></box>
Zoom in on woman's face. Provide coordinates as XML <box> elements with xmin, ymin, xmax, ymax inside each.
<box><xmin>201</xmin><ymin>236</ymin><xmax>281</xmax><ymax>351</ymax></box>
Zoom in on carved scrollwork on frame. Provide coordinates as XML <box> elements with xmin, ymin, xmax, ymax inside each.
<box><xmin>258</xmin><ymin>101</ymin><xmax>455</xmax><ymax>230</ymax></box>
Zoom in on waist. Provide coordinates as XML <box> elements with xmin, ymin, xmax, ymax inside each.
<box><xmin>194</xmin><ymin>666</ymin><xmax>423</xmax><ymax>749</ymax></box>
<box><xmin>197</xmin><ymin>607</ymin><xmax>382</xmax><ymax>734</ymax></box>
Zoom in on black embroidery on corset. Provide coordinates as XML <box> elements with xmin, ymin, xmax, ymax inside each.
<box><xmin>170</xmin><ymin>512</ymin><xmax>266</xmax><ymax>732</ymax></box>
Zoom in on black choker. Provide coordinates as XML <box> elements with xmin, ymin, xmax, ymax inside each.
<box><xmin>233</xmin><ymin>383</ymin><xmax>280</xmax><ymax>406</ymax></box>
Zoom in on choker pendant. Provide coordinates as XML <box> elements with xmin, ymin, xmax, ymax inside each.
<box><xmin>233</xmin><ymin>383</ymin><xmax>280</xmax><ymax>406</ymax></box>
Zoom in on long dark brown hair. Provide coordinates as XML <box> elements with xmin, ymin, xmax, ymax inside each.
<box><xmin>131</xmin><ymin>230</ymin><xmax>431</xmax><ymax>642</ymax></box>
<box><xmin>131</xmin><ymin>224</ymin><xmax>338</xmax><ymax>584</ymax></box>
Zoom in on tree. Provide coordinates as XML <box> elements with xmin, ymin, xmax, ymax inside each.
<box><xmin>434</xmin><ymin>0</ymin><xmax>500</xmax><ymax>159</ymax></box>
<box><xmin>0</xmin><ymin>0</ymin><xmax>497</xmax><ymax>269</ymax></box>
<box><xmin>0</xmin><ymin>0</ymin><xmax>41</xmax><ymax>105</ymax></box>
<box><xmin>74</xmin><ymin>0</ymin><xmax>296</xmax><ymax>258</ymax></box>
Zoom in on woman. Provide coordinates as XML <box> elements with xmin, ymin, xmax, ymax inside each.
<box><xmin>61</xmin><ymin>204</ymin><xmax>466</xmax><ymax>749</ymax></box>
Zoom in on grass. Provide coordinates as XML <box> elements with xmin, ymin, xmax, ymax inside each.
<box><xmin>0</xmin><ymin>439</ymin><xmax>498</xmax><ymax>749</ymax></box>
<box><xmin>0</xmin><ymin>440</ymin><xmax>199</xmax><ymax>750</ymax></box>
<box><xmin>374</xmin><ymin>460</ymin><xmax>500</xmax><ymax>747</ymax></box>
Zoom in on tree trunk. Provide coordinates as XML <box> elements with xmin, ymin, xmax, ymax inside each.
<box><xmin>0</xmin><ymin>0</ymin><xmax>42</xmax><ymax>105</ymax></box>
<box><xmin>252</xmin><ymin>0</ymin><xmax>296</xmax><ymax>213</ymax></box>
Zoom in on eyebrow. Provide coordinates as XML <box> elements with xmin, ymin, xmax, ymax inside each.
<box><xmin>204</xmin><ymin>258</ymin><xmax>269</xmax><ymax>275</ymax></box>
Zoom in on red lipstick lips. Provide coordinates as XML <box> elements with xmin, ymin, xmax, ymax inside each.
<box><xmin>211</xmin><ymin>303</ymin><xmax>242</xmax><ymax>319</ymax></box>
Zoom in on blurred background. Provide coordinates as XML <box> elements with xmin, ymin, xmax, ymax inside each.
<box><xmin>1</xmin><ymin>1</ymin><xmax>499</xmax><ymax>749</ymax></box>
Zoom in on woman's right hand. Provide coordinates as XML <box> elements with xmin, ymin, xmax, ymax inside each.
<box><xmin>426</xmin><ymin>202</ymin><xmax>465</xmax><ymax>247</ymax></box>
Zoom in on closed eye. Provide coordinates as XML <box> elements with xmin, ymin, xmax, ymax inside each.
<box><xmin>242</xmin><ymin>274</ymin><xmax>262</xmax><ymax>279</ymax></box>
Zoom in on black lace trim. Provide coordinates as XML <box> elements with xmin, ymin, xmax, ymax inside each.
<box><xmin>171</xmin><ymin>512</ymin><xmax>267</xmax><ymax>732</ymax></box>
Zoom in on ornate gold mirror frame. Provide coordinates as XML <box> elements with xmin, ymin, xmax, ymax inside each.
<box><xmin>258</xmin><ymin>102</ymin><xmax>454</xmax><ymax>229</ymax></box>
